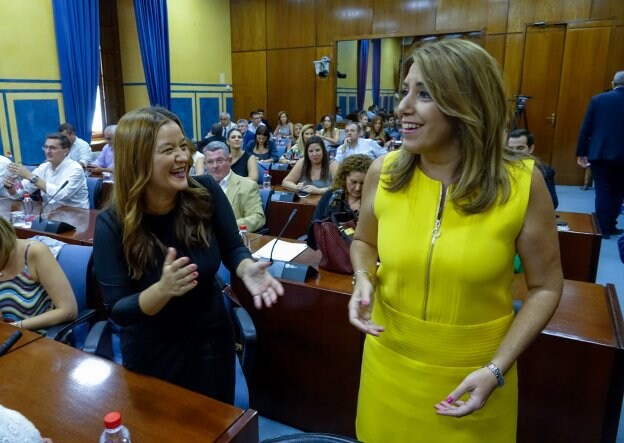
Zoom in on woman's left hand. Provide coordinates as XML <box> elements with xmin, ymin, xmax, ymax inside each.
<box><xmin>302</xmin><ymin>185</ymin><xmax>319</xmax><ymax>194</ymax></box>
<box><xmin>242</xmin><ymin>260</ymin><xmax>284</xmax><ymax>309</ymax></box>
<box><xmin>434</xmin><ymin>366</ymin><xmax>499</xmax><ymax>417</ymax></box>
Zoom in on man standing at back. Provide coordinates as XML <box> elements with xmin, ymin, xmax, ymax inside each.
<box><xmin>576</xmin><ymin>71</ymin><xmax>624</xmax><ymax>239</ymax></box>
<box><xmin>59</xmin><ymin>122</ymin><xmax>92</xmax><ymax>168</ymax></box>
<box><xmin>218</xmin><ymin>112</ymin><xmax>237</xmax><ymax>138</ymax></box>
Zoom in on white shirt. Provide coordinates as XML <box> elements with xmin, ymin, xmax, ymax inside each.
<box><xmin>190</xmin><ymin>151</ymin><xmax>205</xmax><ymax>176</ymax></box>
<box><xmin>247</xmin><ymin>122</ymin><xmax>265</xmax><ymax>134</ymax></box>
<box><xmin>0</xmin><ymin>155</ymin><xmax>10</xmax><ymax>197</ymax></box>
<box><xmin>20</xmin><ymin>157</ymin><xmax>89</xmax><ymax>209</ymax></box>
<box><xmin>335</xmin><ymin>138</ymin><xmax>388</xmax><ymax>164</ymax></box>
<box><xmin>219</xmin><ymin>170</ymin><xmax>233</xmax><ymax>193</ymax></box>
<box><xmin>68</xmin><ymin>137</ymin><xmax>93</xmax><ymax>166</ymax></box>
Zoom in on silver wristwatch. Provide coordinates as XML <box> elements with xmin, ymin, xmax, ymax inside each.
<box><xmin>30</xmin><ymin>175</ymin><xmax>39</xmax><ymax>184</ymax></box>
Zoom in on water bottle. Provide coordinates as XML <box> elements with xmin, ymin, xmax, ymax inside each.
<box><xmin>22</xmin><ymin>193</ymin><xmax>34</xmax><ymax>225</ymax></box>
<box><xmin>262</xmin><ymin>172</ymin><xmax>272</xmax><ymax>189</ymax></box>
<box><xmin>5</xmin><ymin>152</ymin><xmax>23</xmax><ymax>191</ymax></box>
<box><xmin>100</xmin><ymin>411</ymin><xmax>131</xmax><ymax>443</ymax></box>
<box><xmin>239</xmin><ymin>224</ymin><xmax>250</xmax><ymax>250</ymax></box>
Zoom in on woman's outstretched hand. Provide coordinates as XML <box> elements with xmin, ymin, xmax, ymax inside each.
<box><xmin>434</xmin><ymin>367</ymin><xmax>499</xmax><ymax>417</ymax></box>
<box><xmin>348</xmin><ymin>277</ymin><xmax>384</xmax><ymax>336</ymax></box>
<box><xmin>242</xmin><ymin>260</ymin><xmax>284</xmax><ymax>309</ymax></box>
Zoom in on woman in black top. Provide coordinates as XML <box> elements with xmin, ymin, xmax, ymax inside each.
<box><xmin>93</xmin><ymin>107</ymin><xmax>283</xmax><ymax>403</ymax></box>
<box><xmin>227</xmin><ymin>128</ymin><xmax>258</xmax><ymax>182</ymax></box>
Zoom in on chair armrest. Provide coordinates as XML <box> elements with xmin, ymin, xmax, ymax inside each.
<box><xmin>44</xmin><ymin>308</ymin><xmax>97</xmax><ymax>342</ymax></box>
<box><xmin>82</xmin><ymin>320</ymin><xmax>108</xmax><ymax>354</ymax></box>
<box><xmin>232</xmin><ymin>306</ymin><xmax>257</xmax><ymax>376</ymax></box>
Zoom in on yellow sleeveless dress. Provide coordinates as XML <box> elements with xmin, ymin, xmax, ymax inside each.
<box><xmin>356</xmin><ymin>152</ymin><xmax>534</xmax><ymax>442</ymax></box>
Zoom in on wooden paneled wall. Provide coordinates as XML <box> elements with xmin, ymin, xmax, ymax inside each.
<box><xmin>231</xmin><ymin>0</ymin><xmax>624</xmax><ymax>183</ymax></box>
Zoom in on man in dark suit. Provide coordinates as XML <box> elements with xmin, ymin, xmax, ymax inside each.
<box><xmin>197</xmin><ymin>123</ymin><xmax>226</xmax><ymax>150</ymax></box>
<box><xmin>576</xmin><ymin>71</ymin><xmax>624</xmax><ymax>239</ymax></box>
<box><xmin>507</xmin><ymin>129</ymin><xmax>558</xmax><ymax>209</ymax></box>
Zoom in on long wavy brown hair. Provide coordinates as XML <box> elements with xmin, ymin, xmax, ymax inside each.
<box><xmin>383</xmin><ymin>39</ymin><xmax>527</xmax><ymax>214</ymax></box>
<box><xmin>112</xmin><ymin>107</ymin><xmax>212</xmax><ymax>279</ymax></box>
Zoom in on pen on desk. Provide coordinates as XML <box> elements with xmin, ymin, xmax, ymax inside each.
<box><xmin>0</xmin><ymin>330</ymin><xmax>22</xmax><ymax>357</ymax></box>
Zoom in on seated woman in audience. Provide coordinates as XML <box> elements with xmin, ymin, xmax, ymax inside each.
<box><xmin>282</xmin><ymin>136</ymin><xmax>338</xmax><ymax>195</ymax></box>
<box><xmin>274</xmin><ymin>111</ymin><xmax>294</xmax><ymax>140</ymax></box>
<box><xmin>188</xmin><ymin>139</ymin><xmax>205</xmax><ymax>176</ymax></box>
<box><xmin>279</xmin><ymin>123</ymin><xmax>315</xmax><ymax>165</ymax></box>
<box><xmin>312</xmin><ymin>154</ymin><xmax>372</xmax><ymax>221</ymax></box>
<box><xmin>3</xmin><ymin>133</ymin><xmax>89</xmax><ymax>209</ymax></box>
<box><xmin>369</xmin><ymin>115</ymin><xmax>386</xmax><ymax>147</ymax></box>
<box><xmin>244</xmin><ymin>125</ymin><xmax>278</xmax><ymax>164</ymax></box>
<box><xmin>227</xmin><ymin>128</ymin><xmax>258</xmax><ymax>182</ymax></box>
<box><xmin>316</xmin><ymin>114</ymin><xmax>340</xmax><ymax>147</ymax></box>
<box><xmin>0</xmin><ymin>217</ymin><xmax>77</xmax><ymax>332</ymax></box>
<box><xmin>358</xmin><ymin>111</ymin><xmax>371</xmax><ymax>138</ymax></box>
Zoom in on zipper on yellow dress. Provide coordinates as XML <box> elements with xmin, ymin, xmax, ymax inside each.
<box><xmin>422</xmin><ymin>185</ymin><xmax>448</xmax><ymax>320</ymax></box>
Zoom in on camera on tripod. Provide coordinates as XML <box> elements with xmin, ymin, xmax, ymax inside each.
<box><xmin>514</xmin><ymin>95</ymin><xmax>532</xmax><ymax>111</ymax></box>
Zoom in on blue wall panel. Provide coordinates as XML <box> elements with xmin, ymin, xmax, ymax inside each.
<box><xmin>226</xmin><ymin>97</ymin><xmax>233</xmax><ymax>119</ymax></box>
<box><xmin>348</xmin><ymin>97</ymin><xmax>356</xmax><ymax>115</ymax></box>
<box><xmin>14</xmin><ymin>99</ymin><xmax>60</xmax><ymax>165</ymax></box>
<box><xmin>339</xmin><ymin>97</ymin><xmax>347</xmax><ymax>117</ymax></box>
<box><xmin>199</xmin><ymin>97</ymin><xmax>220</xmax><ymax>140</ymax></box>
<box><xmin>170</xmin><ymin>97</ymin><xmax>194</xmax><ymax>140</ymax></box>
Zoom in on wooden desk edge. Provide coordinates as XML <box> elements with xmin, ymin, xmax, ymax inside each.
<box><xmin>605</xmin><ymin>283</ymin><xmax>624</xmax><ymax>349</ymax></box>
<box><xmin>215</xmin><ymin>409</ymin><xmax>259</xmax><ymax>443</ymax></box>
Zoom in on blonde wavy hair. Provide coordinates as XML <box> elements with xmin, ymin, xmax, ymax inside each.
<box><xmin>384</xmin><ymin>39</ymin><xmax>524</xmax><ymax>214</ymax></box>
<box><xmin>113</xmin><ymin>107</ymin><xmax>212</xmax><ymax>279</ymax></box>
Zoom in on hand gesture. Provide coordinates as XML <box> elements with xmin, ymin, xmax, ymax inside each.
<box><xmin>242</xmin><ymin>260</ymin><xmax>284</xmax><ymax>309</ymax></box>
<box><xmin>434</xmin><ymin>366</ymin><xmax>499</xmax><ymax>417</ymax></box>
<box><xmin>348</xmin><ymin>277</ymin><xmax>384</xmax><ymax>336</ymax></box>
<box><xmin>577</xmin><ymin>156</ymin><xmax>590</xmax><ymax>168</ymax></box>
<box><xmin>158</xmin><ymin>248</ymin><xmax>198</xmax><ymax>297</ymax></box>
<box><xmin>8</xmin><ymin>163</ymin><xmax>27</xmax><ymax>179</ymax></box>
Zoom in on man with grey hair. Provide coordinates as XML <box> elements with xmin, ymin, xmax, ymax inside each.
<box><xmin>204</xmin><ymin>141</ymin><xmax>265</xmax><ymax>232</ymax></box>
<box><xmin>576</xmin><ymin>70</ymin><xmax>624</xmax><ymax>238</ymax></box>
<box><xmin>218</xmin><ymin>112</ymin><xmax>237</xmax><ymax>138</ymax></box>
<box><xmin>335</xmin><ymin>121</ymin><xmax>387</xmax><ymax>164</ymax></box>
<box><xmin>89</xmin><ymin>124</ymin><xmax>116</xmax><ymax>173</ymax></box>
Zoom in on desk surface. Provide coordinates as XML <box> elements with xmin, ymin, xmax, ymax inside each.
<box><xmin>0</xmin><ymin>198</ymin><xmax>98</xmax><ymax>245</ymax></box>
<box><xmin>0</xmin><ymin>338</ymin><xmax>258</xmax><ymax>442</ymax></box>
<box><xmin>266</xmin><ymin>187</ymin><xmax>322</xmax><ymax>238</ymax></box>
<box><xmin>0</xmin><ymin>322</ymin><xmax>42</xmax><ymax>353</ymax></box>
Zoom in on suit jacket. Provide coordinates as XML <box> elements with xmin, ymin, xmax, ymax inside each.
<box><xmin>225</xmin><ymin>172</ymin><xmax>265</xmax><ymax>233</ymax></box>
<box><xmin>576</xmin><ymin>87</ymin><xmax>624</xmax><ymax>161</ymax></box>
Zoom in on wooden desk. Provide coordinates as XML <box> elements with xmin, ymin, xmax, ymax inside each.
<box><xmin>557</xmin><ymin>211</ymin><xmax>602</xmax><ymax>282</ymax></box>
<box><xmin>234</xmin><ymin>237</ymin><xmax>624</xmax><ymax>441</ymax></box>
<box><xmin>0</xmin><ymin>322</ymin><xmax>42</xmax><ymax>353</ymax></box>
<box><xmin>266</xmin><ymin>187</ymin><xmax>322</xmax><ymax>239</ymax></box>
<box><xmin>0</xmin><ymin>338</ymin><xmax>258</xmax><ymax>442</ymax></box>
<box><xmin>0</xmin><ymin>199</ymin><xmax>98</xmax><ymax>245</ymax></box>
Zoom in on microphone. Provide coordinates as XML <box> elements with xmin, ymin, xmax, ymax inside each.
<box><xmin>0</xmin><ymin>330</ymin><xmax>22</xmax><ymax>357</ymax></box>
<box><xmin>30</xmin><ymin>180</ymin><xmax>76</xmax><ymax>234</ymax></box>
<box><xmin>264</xmin><ymin>208</ymin><xmax>317</xmax><ymax>282</ymax></box>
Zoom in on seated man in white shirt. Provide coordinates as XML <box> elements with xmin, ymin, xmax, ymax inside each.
<box><xmin>335</xmin><ymin>122</ymin><xmax>388</xmax><ymax>164</ymax></box>
<box><xmin>204</xmin><ymin>141</ymin><xmax>265</xmax><ymax>233</ymax></box>
<box><xmin>0</xmin><ymin>154</ymin><xmax>11</xmax><ymax>197</ymax></box>
<box><xmin>3</xmin><ymin>132</ymin><xmax>89</xmax><ymax>209</ymax></box>
<box><xmin>59</xmin><ymin>122</ymin><xmax>93</xmax><ymax>168</ymax></box>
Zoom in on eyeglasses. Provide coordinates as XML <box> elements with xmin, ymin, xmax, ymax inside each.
<box><xmin>42</xmin><ymin>145</ymin><xmax>61</xmax><ymax>152</ymax></box>
<box><xmin>206</xmin><ymin>158</ymin><xmax>227</xmax><ymax>166</ymax></box>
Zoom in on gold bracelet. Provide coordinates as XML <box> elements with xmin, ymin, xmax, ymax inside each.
<box><xmin>352</xmin><ymin>269</ymin><xmax>373</xmax><ymax>286</ymax></box>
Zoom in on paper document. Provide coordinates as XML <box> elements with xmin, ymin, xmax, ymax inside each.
<box><xmin>252</xmin><ymin>239</ymin><xmax>308</xmax><ymax>262</ymax></box>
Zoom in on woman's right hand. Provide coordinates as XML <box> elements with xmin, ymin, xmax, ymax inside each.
<box><xmin>348</xmin><ymin>276</ymin><xmax>384</xmax><ymax>336</ymax></box>
<box><xmin>158</xmin><ymin>247</ymin><xmax>198</xmax><ymax>297</ymax></box>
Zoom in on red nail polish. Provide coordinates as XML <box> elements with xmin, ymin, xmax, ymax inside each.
<box><xmin>446</xmin><ymin>396</ymin><xmax>454</xmax><ymax>403</ymax></box>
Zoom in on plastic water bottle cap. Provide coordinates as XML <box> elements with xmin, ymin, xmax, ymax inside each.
<box><xmin>239</xmin><ymin>224</ymin><xmax>247</xmax><ymax>230</ymax></box>
<box><xmin>24</xmin><ymin>193</ymin><xmax>30</xmax><ymax>198</ymax></box>
<box><xmin>104</xmin><ymin>411</ymin><xmax>122</xmax><ymax>429</ymax></box>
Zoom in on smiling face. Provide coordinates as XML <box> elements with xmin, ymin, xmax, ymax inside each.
<box><xmin>307</xmin><ymin>143</ymin><xmax>324</xmax><ymax>165</ymax></box>
<box><xmin>147</xmin><ymin>121</ymin><xmax>189</xmax><ymax>201</ymax></box>
<box><xmin>43</xmin><ymin>138</ymin><xmax>68</xmax><ymax>168</ymax></box>
<box><xmin>237</xmin><ymin>121</ymin><xmax>248</xmax><ymax>135</ymax></box>
<box><xmin>279</xmin><ymin>113</ymin><xmax>288</xmax><ymax>124</ymax></box>
<box><xmin>302</xmin><ymin>128</ymin><xmax>314</xmax><ymax>144</ymax></box>
<box><xmin>345</xmin><ymin>171</ymin><xmax>366</xmax><ymax>200</ymax></box>
<box><xmin>397</xmin><ymin>63</ymin><xmax>457</xmax><ymax>158</ymax></box>
<box><xmin>507</xmin><ymin>135</ymin><xmax>534</xmax><ymax>154</ymax></box>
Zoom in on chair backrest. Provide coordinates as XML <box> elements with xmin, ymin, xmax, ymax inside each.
<box><xmin>258</xmin><ymin>162</ymin><xmax>271</xmax><ymax>185</ymax></box>
<box><xmin>86</xmin><ymin>177</ymin><xmax>103</xmax><ymax>209</ymax></box>
<box><xmin>275</xmin><ymin>145</ymin><xmax>287</xmax><ymax>158</ymax></box>
<box><xmin>259</xmin><ymin>188</ymin><xmax>272</xmax><ymax>215</ymax></box>
<box><xmin>56</xmin><ymin>244</ymin><xmax>94</xmax><ymax>348</ymax></box>
<box><xmin>270</xmin><ymin>163</ymin><xmax>288</xmax><ymax>171</ymax></box>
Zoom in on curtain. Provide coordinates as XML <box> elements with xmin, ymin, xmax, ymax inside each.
<box><xmin>371</xmin><ymin>39</ymin><xmax>381</xmax><ymax>108</ymax></box>
<box><xmin>357</xmin><ymin>40</ymin><xmax>369</xmax><ymax>111</ymax></box>
<box><xmin>133</xmin><ymin>0</ymin><xmax>171</xmax><ymax>109</ymax></box>
<box><xmin>52</xmin><ymin>0</ymin><xmax>100</xmax><ymax>143</ymax></box>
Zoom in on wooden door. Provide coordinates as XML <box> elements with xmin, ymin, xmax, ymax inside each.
<box><xmin>551</xmin><ymin>22</ymin><xmax>612</xmax><ymax>185</ymax></box>
<box><xmin>518</xmin><ymin>25</ymin><xmax>566</xmax><ymax>165</ymax></box>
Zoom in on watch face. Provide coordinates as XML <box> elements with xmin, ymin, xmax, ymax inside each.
<box><xmin>30</xmin><ymin>176</ymin><xmax>38</xmax><ymax>184</ymax></box>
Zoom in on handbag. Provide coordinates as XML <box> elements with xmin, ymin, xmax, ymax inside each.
<box><xmin>309</xmin><ymin>212</ymin><xmax>357</xmax><ymax>274</ymax></box>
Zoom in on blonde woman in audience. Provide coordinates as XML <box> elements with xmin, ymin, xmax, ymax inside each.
<box><xmin>0</xmin><ymin>217</ymin><xmax>77</xmax><ymax>332</ymax></box>
<box><xmin>282</xmin><ymin>136</ymin><xmax>338</xmax><ymax>195</ymax></box>
<box><xmin>279</xmin><ymin>123</ymin><xmax>315</xmax><ymax>165</ymax></box>
<box><xmin>316</xmin><ymin>114</ymin><xmax>340</xmax><ymax>146</ymax></box>
<box><xmin>227</xmin><ymin>128</ymin><xmax>258</xmax><ymax>182</ymax></box>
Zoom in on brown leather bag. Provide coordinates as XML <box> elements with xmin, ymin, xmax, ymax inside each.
<box><xmin>310</xmin><ymin>212</ymin><xmax>356</xmax><ymax>274</ymax></box>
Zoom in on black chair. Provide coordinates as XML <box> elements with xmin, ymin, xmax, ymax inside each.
<box><xmin>262</xmin><ymin>434</ymin><xmax>361</xmax><ymax>443</ymax></box>
<box><xmin>86</xmin><ymin>177</ymin><xmax>103</xmax><ymax>209</ymax></box>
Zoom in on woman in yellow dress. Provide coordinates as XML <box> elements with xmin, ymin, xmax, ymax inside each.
<box><xmin>348</xmin><ymin>39</ymin><xmax>563</xmax><ymax>442</ymax></box>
